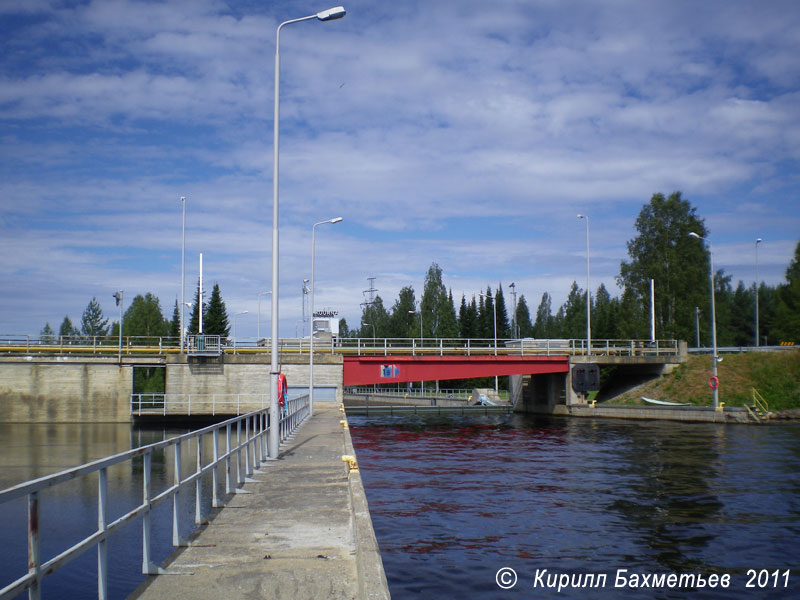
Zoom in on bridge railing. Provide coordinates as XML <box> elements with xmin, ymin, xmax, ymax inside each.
<box><xmin>0</xmin><ymin>334</ymin><xmax>680</xmax><ymax>358</ymax></box>
<box><xmin>131</xmin><ymin>393</ymin><xmax>270</xmax><ymax>416</ymax></box>
<box><xmin>0</xmin><ymin>395</ymin><xmax>310</xmax><ymax>600</ymax></box>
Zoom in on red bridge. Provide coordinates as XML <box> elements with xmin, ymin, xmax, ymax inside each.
<box><xmin>343</xmin><ymin>355</ymin><xmax>570</xmax><ymax>386</ymax></box>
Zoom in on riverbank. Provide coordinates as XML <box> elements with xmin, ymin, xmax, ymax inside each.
<box><xmin>606</xmin><ymin>351</ymin><xmax>800</xmax><ymax>417</ymax></box>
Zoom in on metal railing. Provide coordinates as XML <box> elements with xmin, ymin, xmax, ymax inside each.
<box><xmin>0</xmin><ymin>395</ymin><xmax>310</xmax><ymax>600</ymax></box>
<box><xmin>345</xmin><ymin>387</ymin><xmax>474</xmax><ymax>399</ymax></box>
<box><xmin>131</xmin><ymin>393</ymin><xmax>269</xmax><ymax>416</ymax></box>
<box><xmin>0</xmin><ymin>334</ymin><xmax>682</xmax><ymax>358</ymax></box>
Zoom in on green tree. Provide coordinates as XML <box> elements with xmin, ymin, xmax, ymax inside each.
<box><xmin>619</xmin><ymin>192</ymin><xmax>709</xmax><ymax>341</ymax></box>
<box><xmin>773</xmin><ymin>240</ymin><xmax>800</xmax><ymax>342</ymax></box>
<box><xmin>124</xmin><ymin>293</ymin><xmax>169</xmax><ymax>341</ymax></box>
<box><xmin>420</xmin><ymin>263</ymin><xmax>458</xmax><ymax>338</ymax></box>
<box><xmin>40</xmin><ymin>323</ymin><xmax>56</xmax><ymax>343</ymax></box>
<box><xmin>360</xmin><ymin>295</ymin><xmax>390</xmax><ymax>337</ymax></box>
<box><xmin>169</xmin><ymin>299</ymin><xmax>181</xmax><ymax>339</ymax></box>
<box><xmin>495</xmin><ymin>284</ymin><xmax>510</xmax><ymax>338</ymax></box>
<box><xmin>477</xmin><ymin>286</ymin><xmax>495</xmax><ymax>339</ymax></box>
<box><xmin>533</xmin><ymin>292</ymin><xmax>554</xmax><ymax>338</ymax></box>
<box><xmin>188</xmin><ymin>279</ymin><xmax>205</xmax><ymax>335</ymax></box>
<box><xmin>204</xmin><ymin>283</ymin><xmax>230</xmax><ymax>337</ymax></box>
<box><xmin>559</xmin><ymin>281</ymin><xmax>586</xmax><ymax>339</ymax></box>
<box><xmin>592</xmin><ymin>284</ymin><xmax>617</xmax><ymax>339</ymax></box>
<box><xmin>388</xmin><ymin>286</ymin><xmax>417</xmax><ymax>337</ymax></box>
<box><xmin>515</xmin><ymin>295</ymin><xmax>534</xmax><ymax>338</ymax></box>
<box><xmin>458</xmin><ymin>295</ymin><xmax>478</xmax><ymax>338</ymax></box>
<box><xmin>80</xmin><ymin>297</ymin><xmax>110</xmax><ymax>338</ymax></box>
<box><xmin>58</xmin><ymin>316</ymin><xmax>78</xmax><ymax>338</ymax></box>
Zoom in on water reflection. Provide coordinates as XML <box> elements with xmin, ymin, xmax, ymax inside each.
<box><xmin>0</xmin><ymin>422</ymin><xmax>216</xmax><ymax>600</ymax></box>
<box><xmin>349</xmin><ymin>414</ymin><xmax>800</xmax><ymax>599</ymax></box>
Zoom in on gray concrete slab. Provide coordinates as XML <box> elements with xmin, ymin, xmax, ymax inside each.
<box><xmin>129</xmin><ymin>404</ymin><xmax>390</xmax><ymax>600</ymax></box>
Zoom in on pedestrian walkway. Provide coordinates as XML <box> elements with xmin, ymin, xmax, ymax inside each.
<box><xmin>129</xmin><ymin>403</ymin><xmax>390</xmax><ymax>600</ymax></box>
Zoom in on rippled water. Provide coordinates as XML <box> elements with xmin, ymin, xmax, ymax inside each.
<box><xmin>349</xmin><ymin>414</ymin><xmax>800</xmax><ymax>599</ymax></box>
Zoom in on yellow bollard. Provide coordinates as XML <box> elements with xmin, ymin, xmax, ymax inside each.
<box><xmin>340</xmin><ymin>419</ymin><xmax>349</xmax><ymax>429</ymax></box>
<box><xmin>341</xmin><ymin>455</ymin><xmax>358</xmax><ymax>471</ymax></box>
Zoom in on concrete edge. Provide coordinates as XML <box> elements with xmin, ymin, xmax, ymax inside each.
<box><xmin>341</xmin><ymin>416</ymin><xmax>392</xmax><ymax>600</ymax></box>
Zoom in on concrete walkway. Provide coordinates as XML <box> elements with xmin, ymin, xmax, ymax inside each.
<box><xmin>130</xmin><ymin>404</ymin><xmax>390</xmax><ymax>600</ymax></box>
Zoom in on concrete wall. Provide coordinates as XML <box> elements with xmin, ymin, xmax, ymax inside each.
<box><xmin>555</xmin><ymin>404</ymin><xmax>753</xmax><ymax>423</ymax></box>
<box><xmin>0</xmin><ymin>354</ymin><xmax>344</xmax><ymax>423</ymax></box>
<box><xmin>512</xmin><ymin>372</ymin><xmax>567</xmax><ymax>413</ymax></box>
<box><xmin>0</xmin><ymin>357</ymin><xmax>134</xmax><ymax>423</ymax></box>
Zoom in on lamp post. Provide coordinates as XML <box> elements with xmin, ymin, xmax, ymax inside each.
<box><xmin>689</xmin><ymin>232</ymin><xmax>719</xmax><ymax>409</ymax></box>
<box><xmin>180</xmin><ymin>196</ymin><xmax>186</xmax><ymax>353</ymax></box>
<box><xmin>309</xmin><ymin>217</ymin><xmax>342</xmax><ymax>417</ymax></box>
<box><xmin>408</xmin><ymin>309</ymin><xmax>423</xmax><ymax>393</ymax></box>
<box><xmin>480</xmin><ymin>292</ymin><xmax>498</xmax><ymax>393</ymax></box>
<box><xmin>113</xmin><ymin>291</ymin><xmax>123</xmax><ymax>361</ymax></box>
<box><xmin>755</xmin><ymin>237</ymin><xmax>762</xmax><ymax>347</ymax></box>
<box><xmin>302</xmin><ymin>279</ymin><xmax>310</xmax><ymax>338</ymax></box>
<box><xmin>577</xmin><ymin>214</ymin><xmax>591</xmax><ymax>355</ymax></box>
<box><xmin>269</xmin><ymin>6</ymin><xmax>346</xmax><ymax>459</ymax></box>
<box><xmin>233</xmin><ymin>311</ymin><xmax>248</xmax><ymax>354</ymax></box>
<box><xmin>257</xmin><ymin>291</ymin><xmax>271</xmax><ymax>341</ymax></box>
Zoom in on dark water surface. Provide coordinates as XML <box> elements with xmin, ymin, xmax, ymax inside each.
<box><xmin>348</xmin><ymin>414</ymin><xmax>800</xmax><ymax>599</ymax></box>
<box><xmin>0</xmin><ymin>423</ymin><xmax>206</xmax><ymax>600</ymax></box>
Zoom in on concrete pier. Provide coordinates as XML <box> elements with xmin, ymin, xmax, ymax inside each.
<box><xmin>129</xmin><ymin>404</ymin><xmax>390</xmax><ymax>600</ymax></box>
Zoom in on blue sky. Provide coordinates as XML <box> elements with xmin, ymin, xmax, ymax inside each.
<box><xmin>2</xmin><ymin>0</ymin><xmax>799</xmax><ymax>339</ymax></box>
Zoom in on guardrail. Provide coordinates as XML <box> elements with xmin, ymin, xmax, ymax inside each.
<box><xmin>131</xmin><ymin>393</ymin><xmax>270</xmax><ymax>416</ymax></box>
<box><xmin>0</xmin><ymin>395</ymin><xmax>310</xmax><ymax>600</ymax></box>
<box><xmin>0</xmin><ymin>335</ymin><xmax>682</xmax><ymax>358</ymax></box>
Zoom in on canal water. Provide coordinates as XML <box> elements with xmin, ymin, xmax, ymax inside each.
<box><xmin>0</xmin><ymin>422</ymin><xmax>207</xmax><ymax>600</ymax></box>
<box><xmin>1</xmin><ymin>416</ymin><xmax>798</xmax><ymax>599</ymax></box>
<box><xmin>348</xmin><ymin>413</ymin><xmax>800</xmax><ymax>599</ymax></box>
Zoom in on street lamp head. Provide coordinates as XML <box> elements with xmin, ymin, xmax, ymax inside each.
<box><xmin>688</xmin><ymin>232</ymin><xmax>702</xmax><ymax>239</ymax></box>
<box><xmin>330</xmin><ymin>217</ymin><xmax>343</xmax><ymax>224</ymax></box>
<box><xmin>316</xmin><ymin>6</ymin><xmax>346</xmax><ymax>21</ymax></box>
<box><xmin>756</xmin><ymin>237</ymin><xmax>763</xmax><ymax>244</ymax></box>
<box><xmin>577</xmin><ymin>214</ymin><xmax>585</xmax><ymax>219</ymax></box>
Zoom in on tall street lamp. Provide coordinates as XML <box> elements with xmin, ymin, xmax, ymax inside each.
<box><xmin>755</xmin><ymin>237</ymin><xmax>762</xmax><ymax>347</ymax></box>
<box><xmin>180</xmin><ymin>196</ymin><xmax>186</xmax><ymax>354</ymax></box>
<box><xmin>270</xmin><ymin>6</ymin><xmax>346</xmax><ymax>459</ymax></box>
<box><xmin>577</xmin><ymin>214</ymin><xmax>591</xmax><ymax>355</ymax></box>
<box><xmin>233</xmin><ymin>311</ymin><xmax>248</xmax><ymax>354</ymax></box>
<box><xmin>309</xmin><ymin>216</ymin><xmax>342</xmax><ymax>417</ymax></box>
<box><xmin>408</xmin><ymin>309</ymin><xmax>423</xmax><ymax>393</ymax></box>
<box><xmin>689</xmin><ymin>232</ymin><xmax>719</xmax><ymax>409</ymax></box>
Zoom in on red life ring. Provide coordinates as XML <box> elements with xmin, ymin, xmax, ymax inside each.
<box><xmin>278</xmin><ymin>373</ymin><xmax>288</xmax><ymax>407</ymax></box>
<box><xmin>709</xmin><ymin>376</ymin><xmax>719</xmax><ymax>390</ymax></box>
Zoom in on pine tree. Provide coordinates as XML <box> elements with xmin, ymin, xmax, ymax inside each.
<box><xmin>458</xmin><ymin>295</ymin><xmax>478</xmax><ymax>338</ymax></box>
<box><xmin>80</xmin><ymin>297</ymin><xmax>110</xmax><ymax>338</ymax></box>
<box><xmin>124</xmin><ymin>293</ymin><xmax>169</xmax><ymax>340</ymax></box>
<box><xmin>515</xmin><ymin>295</ymin><xmax>534</xmax><ymax>338</ymax></box>
<box><xmin>495</xmin><ymin>284</ymin><xmax>510</xmax><ymax>338</ymax></box>
<box><xmin>169</xmin><ymin>299</ymin><xmax>181</xmax><ymax>339</ymax></box>
<box><xmin>204</xmin><ymin>283</ymin><xmax>230</xmax><ymax>337</ymax></box>
<box><xmin>40</xmin><ymin>323</ymin><xmax>55</xmax><ymax>343</ymax></box>
<box><xmin>388</xmin><ymin>286</ymin><xmax>417</xmax><ymax>337</ymax></box>
<box><xmin>59</xmin><ymin>316</ymin><xmax>78</xmax><ymax>338</ymax></box>
<box><xmin>773</xmin><ymin>240</ymin><xmax>800</xmax><ymax>342</ymax></box>
<box><xmin>420</xmin><ymin>263</ymin><xmax>457</xmax><ymax>338</ymax></box>
<box><xmin>533</xmin><ymin>292</ymin><xmax>554</xmax><ymax>338</ymax></box>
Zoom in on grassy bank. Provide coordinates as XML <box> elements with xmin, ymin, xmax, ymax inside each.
<box><xmin>608</xmin><ymin>351</ymin><xmax>800</xmax><ymax>412</ymax></box>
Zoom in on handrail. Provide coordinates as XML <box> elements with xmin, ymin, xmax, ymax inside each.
<box><xmin>0</xmin><ymin>395</ymin><xmax>310</xmax><ymax>600</ymax></box>
<box><xmin>0</xmin><ymin>335</ymin><xmax>681</xmax><ymax>358</ymax></box>
<box><xmin>752</xmin><ymin>388</ymin><xmax>769</xmax><ymax>415</ymax></box>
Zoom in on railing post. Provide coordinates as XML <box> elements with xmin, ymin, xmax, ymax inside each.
<box><xmin>236</xmin><ymin>420</ymin><xmax>244</xmax><ymax>487</ymax></box>
<box><xmin>142</xmin><ymin>451</ymin><xmax>155</xmax><ymax>572</ymax></box>
<box><xmin>212</xmin><ymin>429</ymin><xmax>221</xmax><ymax>508</ymax></box>
<box><xmin>28</xmin><ymin>491</ymin><xmax>41</xmax><ymax>600</ymax></box>
<box><xmin>98</xmin><ymin>467</ymin><xmax>108</xmax><ymax>600</ymax></box>
<box><xmin>225</xmin><ymin>423</ymin><xmax>232</xmax><ymax>495</ymax></box>
<box><xmin>244</xmin><ymin>417</ymin><xmax>253</xmax><ymax>478</ymax></box>
<box><xmin>173</xmin><ymin>440</ymin><xmax>183</xmax><ymax>546</ymax></box>
<box><xmin>195</xmin><ymin>435</ymin><xmax>203</xmax><ymax>525</ymax></box>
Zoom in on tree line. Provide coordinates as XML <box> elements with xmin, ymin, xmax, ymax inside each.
<box><xmin>39</xmin><ymin>281</ymin><xmax>232</xmax><ymax>342</ymax></box>
<box><xmin>343</xmin><ymin>193</ymin><xmax>800</xmax><ymax>346</ymax></box>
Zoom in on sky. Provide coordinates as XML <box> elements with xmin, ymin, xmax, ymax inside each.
<box><xmin>2</xmin><ymin>0</ymin><xmax>799</xmax><ymax>340</ymax></box>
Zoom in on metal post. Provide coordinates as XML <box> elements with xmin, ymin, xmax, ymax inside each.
<box><xmin>755</xmin><ymin>237</ymin><xmax>762</xmax><ymax>346</ymax></box>
<box><xmin>180</xmin><ymin>196</ymin><xmax>186</xmax><ymax>353</ymax></box>
<box><xmin>142</xmin><ymin>451</ymin><xmax>154</xmax><ymax>573</ymax></box>
<box><xmin>172</xmin><ymin>440</ymin><xmax>183</xmax><ymax>546</ymax></box>
<box><xmin>195</xmin><ymin>436</ymin><xmax>203</xmax><ymax>524</ymax></box>
<box><xmin>577</xmin><ymin>214</ymin><xmax>591</xmax><ymax>355</ymax></box>
<box><xmin>98</xmin><ymin>468</ymin><xmax>108</xmax><ymax>600</ymax></box>
<box><xmin>28</xmin><ymin>491</ymin><xmax>41</xmax><ymax>600</ymax></box>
